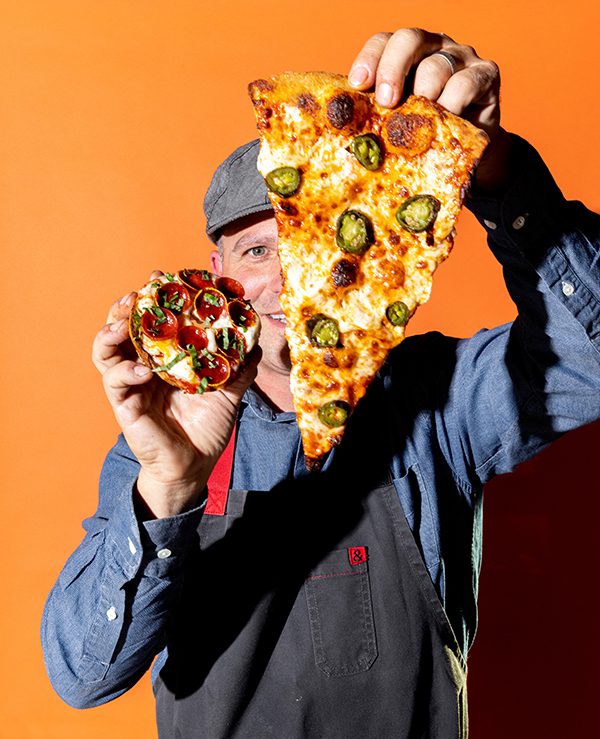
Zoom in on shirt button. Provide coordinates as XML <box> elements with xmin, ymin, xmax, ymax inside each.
<box><xmin>483</xmin><ymin>219</ymin><xmax>497</xmax><ymax>230</ymax></box>
<box><xmin>562</xmin><ymin>281</ymin><xmax>575</xmax><ymax>297</ymax></box>
<box><xmin>106</xmin><ymin>606</ymin><xmax>118</xmax><ymax>621</ymax></box>
<box><xmin>157</xmin><ymin>548</ymin><xmax>172</xmax><ymax>559</ymax></box>
<box><xmin>512</xmin><ymin>215</ymin><xmax>527</xmax><ymax>230</ymax></box>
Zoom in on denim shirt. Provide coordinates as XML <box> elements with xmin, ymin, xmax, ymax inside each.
<box><xmin>42</xmin><ymin>137</ymin><xmax>600</xmax><ymax>709</ymax></box>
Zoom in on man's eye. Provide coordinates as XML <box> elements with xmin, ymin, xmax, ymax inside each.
<box><xmin>248</xmin><ymin>246</ymin><xmax>267</xmax><ymax>257</ymax></box>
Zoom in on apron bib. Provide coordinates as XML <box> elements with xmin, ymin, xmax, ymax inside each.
<box><xmin>155</xmin><ymin>451</ymin><xmax>468</xmax><ymax>738</ymax></box>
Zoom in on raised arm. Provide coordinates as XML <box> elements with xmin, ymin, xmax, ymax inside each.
<box><xmin>42</xmin><ymin>279</ymin><xmax>258</xmax><ymax>707</ymax></box>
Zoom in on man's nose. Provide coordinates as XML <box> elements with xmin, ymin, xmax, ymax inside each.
<box><xmin>268</xmin><ymin>263</ymin><xmax>284</xmax><ymax>293</ymax></box>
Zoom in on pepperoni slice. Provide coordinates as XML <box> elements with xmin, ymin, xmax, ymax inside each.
<box><xmin>194</xmin><ymin>289</ymin><xmax>226</xmax><ymax>324</ymax></box>
<box><xmin>178</xmin><ymin>269</ymin><xmax>216</xmax><ymax>292</ymax></box>
<box><xmin>215</xmin><ymin>327</ymin><xmax>247</xmax><ymax>362</ymax></box>
<box><xmin>228</xmin><ymin>300</ymin><xmax>257</xmax><ymax>330</ymax></box>
<box><xmin>216</xmin><ymin>276</ymin><xmax>245</xmax><ymax>300</ymax></box>
<box><xmin>177</xmin><ymin>325</ymin><xmax>209</xmax><ymax>352</ymax></box>
<box><xmin>141</xmin><ymin>307</ymin><xmax>178</xmax><ymax>340</ymax></box>
<box><xmin>157</xmin><ymin>282</ymin><xmax>192</xmax><ymax>313</ymax></box>
<box><xmin>196</xmin><ymin>353</ymin><xmax>231</xmax><ymax>387</ymax></box>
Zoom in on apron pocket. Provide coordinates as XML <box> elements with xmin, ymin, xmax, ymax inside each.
<box><xmin>304</xmin><ymin>547</ymin><xmax>378</xmax><ymax>676</ymax></box>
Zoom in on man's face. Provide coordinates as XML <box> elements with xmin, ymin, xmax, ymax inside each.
<box><xmin>210</xmin><ymin>211</ymin><xmax>291</xmax><ymax>376</ymax></box>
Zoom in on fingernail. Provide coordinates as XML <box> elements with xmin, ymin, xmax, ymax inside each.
<box><xmin>133</xmin><ymin>364</ymin><xmax>151</xmax><ymax>376</ymax></box>
<box><xmin>376</xmin><ymin>82</ymin><xmax>394</xmax><ymax>107</ymax></box>
<box><xmin>109</xmin><ymin>318</ymin><xmax>126</xmax><ymax>332</ymax></box>
<box><xmin>349</xmin><ymin>66</ymin><xmax>368</xmax><ymax>86</ymax></box>
<box><xmin>120</xmin><ymin>292</ymin><xmax>133</xmax><ymax>305</ymax></box>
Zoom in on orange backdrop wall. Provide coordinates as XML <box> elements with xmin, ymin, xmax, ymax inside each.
<box><xmin>2</xmin><ymin>2</ymin><xmax>599</xmax><ymax>737</ymax></box>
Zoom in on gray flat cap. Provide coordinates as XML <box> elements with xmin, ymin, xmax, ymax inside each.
<box><xmin>204</xmin><ymin>139</ymin><xmax>273</xmax><ymax>242</ymax></box>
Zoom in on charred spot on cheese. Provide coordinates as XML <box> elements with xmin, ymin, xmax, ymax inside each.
<box><xmin>249</xmin><ymin>78</ymin><xmax>274</xmax><ymax>94</ymax></box>
<box><xmin>326</xmin><ymin>93</ymin><xmax>355</xmax><ymax>129</ymax></box>
<box><xmin>323</xmin><ymin>349</ymin><xmax>339</xmax><ymax>368</ymax></box>
<box><xmin>336</xmin><ymin>210</ymin><xmax>374</xmax><ymax>255</ymax></box>
<box><xmin>265</xmin><ymin>166</ymin><xmax>301</xmax><ymax>197</ymax></box>
<box><xmin>386</xmin><ymin>301</ymin><xmax>410</xmax><ymax>327</ymax></box>
<box><xmin>297</xmin><ymin>92</ymin><xmax>319</xmax><ymax>113</ymax></box>
<box><xmin>318</xmin><ymin>400</ymin><xmax>351</xmax><ymax>428</ymax></box>
<box><xmin>351</xmin><ymin>134</ymin><xmax>384</xmax><ymax>170</ymax></box>
<box><xmin>385</xmin><ymin>112</ymin><xmax>434</xmax><ymax>156</ymax></box>
<box><xmin>331</xmin><ymin>258</ymin><xmax>358</xmax><ymax>287</ymax></box>
<box><xmin>276</xmin><ymin>200</ymin><xmax>299</xmax><ymax>217</ymax></box>
<box><xmin>396</xmin><ymin>195</ymin><xmax>441</xmax><ymax>233</ymax></box>
<box><xmin>307</xmin><ymin>315</ymin><xmax>340</xmax><ymax>348</ymax></box>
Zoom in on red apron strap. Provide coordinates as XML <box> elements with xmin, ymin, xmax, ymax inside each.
<box><xmin>205</xmin><ymin>427</ymin><xmax>236</xmax><ymax>516</ymax></box>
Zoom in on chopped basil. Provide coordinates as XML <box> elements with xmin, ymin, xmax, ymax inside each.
<box><xmin>131</xmin><ymin>312</ymin><xmax>142</xmax><ymax>331</ymax></box>
<box><xmin>151</xmin><ymin>351</ymin><xmax>186</xmax><ymax>372</ymax></box>
<box><xmin>165</xmin><ymin>272</ymin><xmax>175</xmax><ymax>281</ymax></box>
<box><xmin>222</xmin><ymin>328</ymin><xmax>230</xmax><ymax>350</ymax></box>
<box><xmin>152</xmin><ymin>281</ymin><xmax>161</xmax><ymax>289</ymax></box>
<box><xmin>148</xmin><ymin>305</ymin><xmax>167</xmax><ymax>325</ymax></box>
<box><xmin>187</xmin><ymin>343</ymin><xmax>200</xmax><ymax>369</ymax></box>
<box><xmin>162</xmin><ymin>291</ymin><xmax>185</xmax><ymax>312</ymax></box>
<box><xmin>200</xmin><ymin>270</ymin><xmax>212</xmax><ymax>281</ymax></box>
<box><xmin>203</xmin><ymin>292</ymin><xmax>220</xmax><ymax>307</ymax></box>
<box><xmin>238</xmin><ymin>314</ymin><xmax>246</xmax><ymax>323</ymax></box>
<box><xmin>196</xmin><ymin>376</ymin><xmax>209</xmax><ymax>394</ymax></box>
<box><xmin>233</xmin><ymin>339</ymin><xmax>245</xmax><ymax>361</ymax></box>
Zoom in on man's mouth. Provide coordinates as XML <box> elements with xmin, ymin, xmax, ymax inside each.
<box><xmin>266</xmin><ymin>313</ymin><xmax>286</xmax><ymax>324</ymax></box>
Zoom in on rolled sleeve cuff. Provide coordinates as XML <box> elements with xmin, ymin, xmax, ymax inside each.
<box><xmin>140</xmin><ymin>500</ymin><xmax>205</xmax><ymax>577</ymax></box>
<box><xmin>468</xmin><ymin>134</ymin><xmax>600</xmax><ymax>353</ymax></box>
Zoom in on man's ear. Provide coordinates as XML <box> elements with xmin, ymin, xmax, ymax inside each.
<box><xmin>210</xmin><ymin>249</ymin><xmax>222</xmax><ymax>275</ymax></box>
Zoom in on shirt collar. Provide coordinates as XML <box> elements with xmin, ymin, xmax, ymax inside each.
<box><xmin>241</xmin><ymin>385</ymin><xmax>297</xmax><ymax>423</ymax></box>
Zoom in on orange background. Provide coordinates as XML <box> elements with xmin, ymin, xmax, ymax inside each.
<box><xmin>2</xmin><ymin>1</ymin><xmax>599</xmax><ymax>737</ymax></box>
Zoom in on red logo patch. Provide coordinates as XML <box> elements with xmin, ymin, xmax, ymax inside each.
<box><xmin>348</xmin><ymin>546</ymin><xmax>367</xmax><ymax>566</ymax></box>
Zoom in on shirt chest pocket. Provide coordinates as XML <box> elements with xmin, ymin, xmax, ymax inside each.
<box><xmin>304</xmin><ymin>547</ymin><xmax>378</xmax><ymax>677</ymax></box>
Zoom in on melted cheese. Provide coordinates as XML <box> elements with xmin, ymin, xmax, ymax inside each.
<box><xmin>251</xmin><ymin>73</ymin><xmax>488</xmax><ymax>463</ymax></box>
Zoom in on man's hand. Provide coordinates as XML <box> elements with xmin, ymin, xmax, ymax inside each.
<box><xmin>92</xmin><ymin>272</ymin><xmax>259</xmax><ymax>519</ymax></box>
<box><xmin>348</xmin><ymin>29</ymin><xmax>511</xmax><ymax>191</ymax></box>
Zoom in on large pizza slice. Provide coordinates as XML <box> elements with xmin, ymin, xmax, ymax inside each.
<box><xmin>248</xmin><ymin>71</ymin><xmax>488</xmax><ymax>468</ymax></box>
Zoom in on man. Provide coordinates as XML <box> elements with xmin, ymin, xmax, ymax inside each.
<box><xmin>42</xmin><ymin>29</ymin><xmax>600</xmax><ymax>738</ymax></box>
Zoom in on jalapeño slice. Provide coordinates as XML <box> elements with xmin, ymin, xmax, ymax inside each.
<box><xmin>308</xmin><ymin>315</ymin><xmax>339</xmax><ymax>348</ymax></box>
<box><xmin>318</xmin><ymin>400</ymin><xmax>351</xmax><ymax>428</ymax></box>
<box><xmin>265</xmin><ymin>166</ymin><xmax>301</xmax><ymax>197</ymax></box>
<box><xmin>396</xmin><ymin>195</ymin><xmax>440</xmax><ymax>233</ymax></box>
<box><xmin>351</xmin><ymin>134</ymin><xmax>383</xmax><ymax>170</ymax></box>
<box><xmin>336</xmin><ymin>210</ymin><xmax>374</xmax><ymax>255</ymax></box>
<box><xmin>386</xmin><ymin>301</ymin><xmax>410</xmax><ymax>327</ymax></box>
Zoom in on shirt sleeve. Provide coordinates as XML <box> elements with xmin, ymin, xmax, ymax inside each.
<box><xmin>41</xmin><ymin>434</ymin><xmax>205</xmax><ymax>708</ymax></box>
<box><xmin>398</xmin><ymin>135</ymin><xmax>600</xmax><ymax>489</ymax></box>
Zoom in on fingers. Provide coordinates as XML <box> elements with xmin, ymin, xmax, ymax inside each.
<box><xmin>349</xmin><ymin>29</ymin><xmax>445</xmax><ymax>106</ymax></box>
<box><xmin>436</xmin><ymin>60</ymin><xmax>500</xmax><ymax>117</ymax></box>
<box><xmin>106</xmin><ymin>291</ymin><xmax>136</xmax><ymax>324</ymax></box>
<box><xmin>102</xmin><ymin>358</ymin><xmax>153</xmax><ymax>408</ymax></box>
<box><xmin>347</xmin><ymin>28</ymin><xmax>500</xmax><ymax>132</ymax></box>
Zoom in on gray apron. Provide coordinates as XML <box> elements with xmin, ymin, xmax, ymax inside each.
<box><xmin>154</xmin><ymin>462</ymin><xmax>468</xmax><ymax>738</ymax></box>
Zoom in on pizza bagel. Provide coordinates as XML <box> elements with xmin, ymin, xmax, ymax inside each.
<box><xmin>129</xmin><ymin>269</ymin><xmax>261</xmax><ymax>394</ymax></box>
